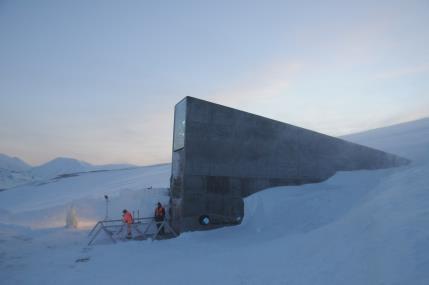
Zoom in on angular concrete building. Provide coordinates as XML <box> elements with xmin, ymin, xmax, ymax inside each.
<box><xmin>169</xmin><ymin>97</ymin><xmax>409</xmax><ymax>233</ymax></box>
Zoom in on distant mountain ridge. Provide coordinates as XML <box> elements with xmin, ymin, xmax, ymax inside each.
<box><xmin>0</xmin><ymin>154</ymin><xmax>32</xmax><ymax>172</ymax></box>
<box><xmin>30</xmin><ymin>157</ymin><xmax>93</xmax><ymax>179</ymax></box>
<box><xmin>0</xmin><ymin>155</ymin><xmax>136</xmax><ymax>190</ymax></box>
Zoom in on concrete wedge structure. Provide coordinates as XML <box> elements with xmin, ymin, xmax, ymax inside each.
<box><xmin>169</xmin><ymin>97</ymin><xmax>410</xmax><ymax>232</ymax></box>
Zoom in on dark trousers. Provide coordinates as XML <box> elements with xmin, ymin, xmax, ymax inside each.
<box><xmin>155</xmin><ymin>216</ymin><xmax>165</xmax><ymax>234</ymax></box>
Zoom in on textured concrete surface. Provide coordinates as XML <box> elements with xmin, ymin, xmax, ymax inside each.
<box><xmin>170</xmin><ymin>97</ymin><xmax>410</xmax><ymax>233</ymax></box>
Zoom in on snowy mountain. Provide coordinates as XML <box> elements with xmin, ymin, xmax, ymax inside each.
<box><xmin>0</xmin><ymin>155</ymin><xmax>137</xmax><ymax>189</ymax></box>
<box><xmin>0</xmin><ymin>118</ymin><xmax>428</xmax><ymax>285</ymax></box>
<box><xmin>0</xmin><ymin>153</ymin><xmax>31</xmax><ymax>171</ymax></box>
<box><xmin>0</xmin><ymin>154</ymin><xmax>34</xmax><ymax>190</ymax></box>
<box><xmin>30</xmin><ymin>157</ymin><xmax>94</xmax><ymax>179</ymax></box>
<box><xmin>31</xmin><ymin>157</ymin><xmax>138</xmax><ymax>179</ymax></box>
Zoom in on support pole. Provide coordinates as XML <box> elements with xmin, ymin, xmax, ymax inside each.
<box><xmin>104</xmin><ymin>195</ymin><xmax>109</xmax><ymax>221</ymax></box>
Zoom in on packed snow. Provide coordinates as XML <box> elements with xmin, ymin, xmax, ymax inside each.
<box><xmin>0</xmin><ymin>118</ymin><xmax>428</xmax><ymax>285</ymax></box>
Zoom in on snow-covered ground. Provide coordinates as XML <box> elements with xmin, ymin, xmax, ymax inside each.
<box><xmin>0</xmin><ymin>164</ymin><xmax>171</xmax><ymax>229</ymax></box>
<box><xmin>1</xmin><ymin>118</ymin><xmax>428</xmax><ymax>285</ymax></box>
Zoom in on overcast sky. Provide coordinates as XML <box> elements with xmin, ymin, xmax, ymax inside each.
<box><xmin>1</xmin><ymin>0</ymin><xmax>428</xmax><ymax>166</ymax></box>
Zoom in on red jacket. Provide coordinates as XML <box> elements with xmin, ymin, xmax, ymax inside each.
<box><xmin>123</xmin><ymin>211</ymin><xmax>133</xmax><ymax>224</ymax></box>
<box><xmin>155</xmin><ymin>206</ymin><xmax>165</xmax><ymax>219</ymax></box>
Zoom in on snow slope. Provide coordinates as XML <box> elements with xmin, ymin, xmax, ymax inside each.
<box><xmin>0</xmin><ymin>154</ymin><xmax>34</xmax><ymax>190</ymax></box>
<box><xmin>0</xmin><ymin>155</ymin><xmax>137</xmax><ymax>189</ymax></box>
<box><xmin>0</xmin><ymin>154</ymin><xmax>31</xmax><ymax>171</ymax></box>
<box><xmin>343</xmin><ymin>117</ymin><xmax>429</xmax><ymax>163</ymax></box>
<box><xmin>0</xmin><ymin>163</ymin><xmax>171</xmax><ymax>228</ymax></box>
<box><xmin>0</xmin><ymin>119</ymin><xmax>428</xmax><ymax>285</ymax></box>
<box><xmin>29</xmin><ymin>157</ymin><xmax>137</xmax><ymax>180</ymax></box>
<box><xmin>30</xmin><ymin>157</ymin><xmax>93</xmax><ymax>179</ymax></box>
<box><xmin>0</xmin><ymin>169</ymin><xmax>34</xmax><ymax>191</ymax></box>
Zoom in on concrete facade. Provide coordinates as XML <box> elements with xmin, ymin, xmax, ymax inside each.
<box><xmin>169</xmin><ymin>97</ymin><xmax>410</xmax><ymax>233</ymax></box>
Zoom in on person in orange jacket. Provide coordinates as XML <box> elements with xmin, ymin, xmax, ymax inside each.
<box><xmin>154</xmin><ymin>202</ymin><xmax>166</xmax><ymax>235</ymax></box>
<box><xmin>122</xmin><ymin>209</ymin><xmax>133</xmax><ymax>238</ymax></box>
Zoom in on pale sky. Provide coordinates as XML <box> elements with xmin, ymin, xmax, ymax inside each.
<box><xmin>1</xmin><ymin>0</ymin><xmax>428</xmax><ymax>166</ymax></box>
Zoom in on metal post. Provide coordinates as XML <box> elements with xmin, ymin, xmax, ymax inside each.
<box><xmin>104</xmin><ymin>195</ymin><xmax>109</xmax><ymax>220</ymax></box>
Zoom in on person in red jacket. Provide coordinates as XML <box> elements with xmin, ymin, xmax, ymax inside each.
<box><xmin>154</xmin><ymin>202</ymin><xmax>166</xmax><ymax>235</ymax></box>
<box><xmin>122</xmin><ymin>209</ymin><xmax>133</xmax><ymax>238</ymax></box>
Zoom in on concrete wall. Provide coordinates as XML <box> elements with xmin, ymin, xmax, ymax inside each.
<box><xmin>170</xmin><ymin>97</ymin><xmax>410</xmax><ymax>232</ymax></box>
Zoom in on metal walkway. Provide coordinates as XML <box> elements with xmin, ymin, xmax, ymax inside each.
<box><xmin>88</xmin><ymin>217</ymin><xmax>178</xmax><ymax>245</ymax></box>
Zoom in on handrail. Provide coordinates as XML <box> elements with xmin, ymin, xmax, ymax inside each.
<box><xmin>88</xmin><ymin>217</ymin><xmax>155</xmax><ymax>237</ymax></box>
<box><xmin>87</xmin><ymin>216</ymin><xmax>177</xmax><ymax>245</ymax></box>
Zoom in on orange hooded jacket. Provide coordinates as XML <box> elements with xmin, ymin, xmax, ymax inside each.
<box><xmin>123</xmin><ymin>211</ymin><xmax>133</xmax><ymax>224</ymax></box>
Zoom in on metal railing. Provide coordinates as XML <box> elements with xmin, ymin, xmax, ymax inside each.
<box><xmin>88</xmin><ymin>217</ymin><xmax>177</xmax><ymax>245</ymax></box>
